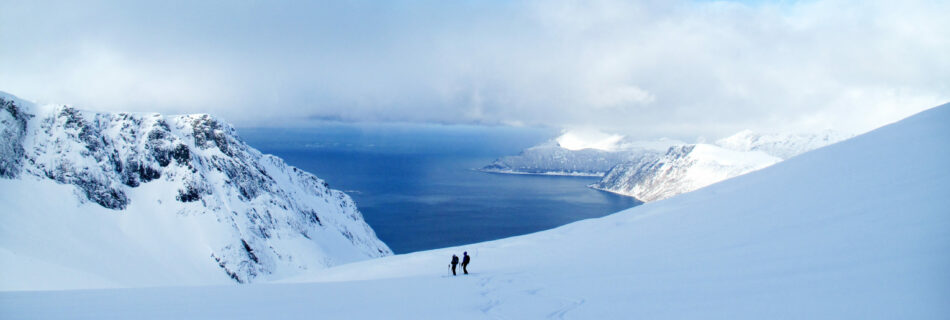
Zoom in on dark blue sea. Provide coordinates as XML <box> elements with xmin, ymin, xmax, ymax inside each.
<box><xmin>240</xmin><ymin>123</ymin><xmax>641</xmax><ymax>253</ymax></box>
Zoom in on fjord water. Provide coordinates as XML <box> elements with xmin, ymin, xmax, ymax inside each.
<box><xmin>240</xmin><ymin>124</ymin><xmax>641</xmax><ymax>253</ymax></box>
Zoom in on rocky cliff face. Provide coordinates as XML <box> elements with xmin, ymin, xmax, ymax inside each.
<box><xmin>0</xmin><ymin>92</ymin><xmax>391</xmax><ymax>285</ymax></box>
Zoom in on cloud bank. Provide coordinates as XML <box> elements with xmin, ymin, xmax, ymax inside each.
<box><xmin>1</xmin><ymin>0</ymin><xmax>947</xmax><ymax>139</ymax></box>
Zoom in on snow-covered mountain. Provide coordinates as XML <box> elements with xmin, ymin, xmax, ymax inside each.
<box><xmin>481</xmin><ymin>130</ymin><xmax>681</xmax><ymax>176</ymax></box>
<box><xmin>0</xmin><ymin>92</ymin><xmax>390</xmax><ymax>290</ymax></box>
<box><xmin>592</xmin><ymin>130</ymin><xmax>850</xmax><ymax>202</ymax></box>
<box><xmin>591</xmin><ymin>144</ymin><xmax>781</xmax><ymax>202</ymax></box>
<box><xmin>4</xmin><ymin>103</ymin><xmax>946</xmax><ymax>319</ymax></box>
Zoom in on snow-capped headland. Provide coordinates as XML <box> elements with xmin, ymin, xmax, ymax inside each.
<box><xmin>485</xmin><ymin>128</ymin><xmax>849</xmax><ymax>203</ymax></box>
<box><xmin>0</xmin><ymin>92</ymin><xmax>391</xmax><ymax>290</ymax></box>
<box><xmin>481</xmin><ymin>129</ymin><xmax>681</xmax><ymax>176</ymax></box>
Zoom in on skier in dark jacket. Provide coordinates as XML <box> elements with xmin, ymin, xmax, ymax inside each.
<box><xmin>462</xmin><ymin>251</ymin><xmax>471</xmax><ymax>275</ymax></box>
<box><xmin>450</xmin><ymin>254</ymin><xmax>459</xmax><ymax>276</ymax></box>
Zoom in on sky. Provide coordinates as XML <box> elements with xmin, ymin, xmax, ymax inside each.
<box><xmin>1</xmin><ymin>0</ymin><xmax>948</xmax><ymax>140</ymax></box>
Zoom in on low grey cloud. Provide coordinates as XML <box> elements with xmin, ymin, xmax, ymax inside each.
<box><xmin>1</xmin><ymin>0</ymin><xmax>947</xmax><ymax>139</ymax></box>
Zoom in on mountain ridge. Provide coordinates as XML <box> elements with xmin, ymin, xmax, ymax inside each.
<box><xmin>0</xmin><ymin>91</ymin><xmax>391</xmax><ymax>290</ymax></box>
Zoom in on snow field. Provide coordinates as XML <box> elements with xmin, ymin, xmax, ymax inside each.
<box><xmin>1</xmin><ymin>102</ymin><xmax>948</xmax><ymax>319</ymax></box>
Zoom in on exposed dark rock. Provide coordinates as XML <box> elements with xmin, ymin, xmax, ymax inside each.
<box><xmin>151</xmin><ymin>142</ymin><xmax>191</xmax><ymax>168</ymax></box>
<box><xmin>59</xmin><ymin>106</ymin><xmax>108</xmax><ymax>154</ymax></box>
<box><xmin>303</xmin><ymin>209</ymin><xmax>322</xmax><ymax>225</ymax></box>
<box><xmin>176</xmin><ymin>184</ymin><xmax>202</xmax><ymax>202</ymax></box>
<box><xmin>76</xmin><ymin>178</ymin><xmax>129</xmax><ymax>210</ymax></box>
<box><xmin>192</xmin><ymin>115</ymin><xmax>238</xmax><ymax>157</ymax></box>
<box><xmin>0</xmin><ymin>97</ymin><xmax>31</xmax><ymax>178</ymax></box>
<box><xmin>241</xmin><ymin>239</ymin><xmax>259</xmax><ymax>264</ymax></box>
<box><xmin>212</xmin><ymin>253</ymin><xmax>244</xmax><ymax>284</ymax></box>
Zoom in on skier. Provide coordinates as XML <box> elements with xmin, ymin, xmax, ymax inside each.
<box><xmin>450</xmin><ymin>254</ymin><xmax>459</xmax><ymax>276</ymax></box>
<box><xmin>461</xmin><ymin>251</ymin><xmax>471</xmax><ymax>275</ymax></box>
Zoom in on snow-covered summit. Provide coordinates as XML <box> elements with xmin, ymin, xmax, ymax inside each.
<box><xmin>0</xmin><ymin>92</ymin><xmax>391</xmax><ymax>290</ymax></box>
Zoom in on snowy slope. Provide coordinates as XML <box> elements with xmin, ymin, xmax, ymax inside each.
<box><xmin>591</xmin><ymin>129</ymin><xmax>847</xmax><ymax>202</ymax></box>
<box><xmin>716</xmin><ymin>129</ymin><xmax>851</xmax><ymax>159</ymax></box>
<box><xmin>2</xmin><ymin>103</ymin><xmax>947</xmax><ymax>318</ymax></box>
<box><xmin>0</xmin><ymin>92</ymin><xmax>390</xmax><ymax>290</ymax></box>
<box><xmin>591</xmin><ymin>144</ymin><xmax>781</xmax><ymax>202</ymax></box>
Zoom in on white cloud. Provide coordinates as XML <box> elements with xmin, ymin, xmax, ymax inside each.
<box><xmin>588</xmin><ymin>84</ymin><xmax>655</xmax><ymax>109</ymax></box>
<box><xmin>0</xmin><ymin>0</ymin><xmax>947</xmax><ymax>139</ymax></box>
<box><xmin>556</xmin><ymin>129</ymin><xmax>626</xmax><ymax>151</ymax></box>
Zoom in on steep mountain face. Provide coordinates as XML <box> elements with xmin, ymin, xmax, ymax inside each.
<box><xmin>0</xmin><ymin>92</ymin><xmax>391</xmax><ymax>288</ymax></box>
<box><xmin>591</xmin><ymin>144</ymin><xmax>780</xmax><ymax>202</ymax></box>
<box><xmin>716</xmin><ymin>129</ymin><xmax>851</xmax><ymax>159</ymax></box>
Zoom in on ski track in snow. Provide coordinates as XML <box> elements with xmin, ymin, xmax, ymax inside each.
<box><xmin>547</xmin><ymin>297</ymin><xmax>585</xmax><ymax>320</ymax></box>
<box><xmin>472</xmin><ymin>271</ymin><xmax>587</xmax><ymax>319</ymax></box>
<box><xmin>477</xmin><ymin>275</ymin><xmax>506</xmax><ymax>319</ymax></box>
